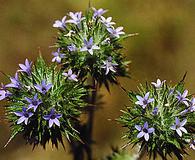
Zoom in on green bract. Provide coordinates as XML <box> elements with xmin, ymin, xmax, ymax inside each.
<box><xmin>4</xmin><ymin>56</ymin><xmax>86</xmax><ymax>148</ymax></box>
<box><xmin>53</xmin><ymin>8</ymin><xmax>131</xmax><ymax>90</ymax></box>
<box><xmin>118</xmin><ymin>78</ymin><xmax>195</xmax><ymax>160</ymax></box>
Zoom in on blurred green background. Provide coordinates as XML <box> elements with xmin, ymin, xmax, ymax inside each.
<box><xmin>0</xmin><ymin>0</ymin><xmax>195</xmax><ymax>159</ymax></box>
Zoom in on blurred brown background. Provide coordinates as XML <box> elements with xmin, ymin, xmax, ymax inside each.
<box><xmin>0</xmin><ymin>0</ymin><xmax>195</xmax><ymax>159</ymax></box>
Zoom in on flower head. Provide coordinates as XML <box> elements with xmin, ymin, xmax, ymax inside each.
<box><xmin>151</xmin><ymin>79</ymin><xmax>166</xmax><ymax>88</ymax></box>
<box><xmin>0</xmin><ymin>84</ymin><xmax>11</xmax><ymax>101</ymax></box>
<box><xmin>107</xmin><ymin>27</ymin><xmax>125</xmax><ymax>38</ymax></box>
<box><xmin>135</xmin><ymin>122</ymin><xmax>154</xmax><ymax>141</ymax></box>
<box><xmin>190</xmin><ymin>140</ymin><xmax>195</xmax><ymax>150</ymax></box>
<box><xmin>14</xmin><ymin>107</ymin><xmax>33</xmax><ymax>125</ymax></box>
<box><xmin>52</xmin><ymin>49</ymin><xmax>65</xmax><ymax>63</ymax></box>
<box><xmin>66</xmin><ymin>12</ymin><xmax>85</xmax><ymax>25</ymax></box>
<box><xmin>43</xmin><ymin>108</ymin><xmax>62</xmax><ymax>128</ymax></box>
<box><xmin>25</xmin><ymin>94</ymin><xmax>42</xmax><ymax>112</ymax></box>
<box><xmin>152</xmin><ymin>107</ymin><xmax>158</xmax><ymax>115</ymax></box>
<box><xmin>80</xmin><ymin>37</ymin><xmax>100</xmax><ymax>55</ymax></box>
<box><xmin>18</xmin><ymin>59</ymin><xmax>32</xmax><ymax>76</ymax></box>
<box><xmin>92</xmin><ymin>8</ymin><xmax>107</xmax><ymax>18</ymax></box>
<box><xmin>53</xmin><ymin>16</ymin><xmax>67</xmax><ymax>29</ymax></box>
<box><xmin>135</xmin><ymin>92</ymin><xmax>154</xmax><ymax>109</ymax></box>
<box><xmin>188</xmin><ymin>98</ymin><xmax>195</xmax><ymax>112</ymax></box>
<box><xmin>176</xmin><ymin>90</ymin><xmax>189</xmax><ymax>106</ymax></box>
<box><xmin>6</xmin><ymin>72</ymin><xmax>21</xmax><ymax>89</ymax></box>
<box><xmin>101</xmin><ymin>57</ymin><xmax>118</xmax><ymax>75</ymax></box>
<box><xmin>34</xmin><ymin>80</ymin><xmax>52</xmax><ymax>94</ymax></box>
<box><xmin>67</xmin><ymin>44</ymin><xmax>77</xmax><ymax>52</ymax></box>
<box><xmin>170</xmin><ymin>117</ymin><xmax>187</xmax><ymax>137</ymax></box>
<box><xmin>100</xmin><ymin>16</ymin><xmax>115</xmax><ymax>28</ymax></box>
<box><xmin>62</xmin><ymin>69</ymin><xmax>78</xmax><ymax>82</ymax></box>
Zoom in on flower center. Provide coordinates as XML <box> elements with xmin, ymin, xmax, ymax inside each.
<box><xmin>143</xmin><ymin>99</ymin><xmax>148</xmax><ymax>105</ymax></box>
<box><xmin>51</xmin><ymin>114</ymin><xmax>56</xmax><ymax>119</ymax></box>
<box><xmin>32</xmin><ymin>100</ymin><xmax>38</xmax><ymax>106</ymax></box>
<box><xmin>143</xmin><ymin>128</ymin><xmax>148</xmax><ymax>133</ymax></box>
<box><xmin>24</xmin><ymin>113</ymin><xmax>29</xmax><ymax>118</ymax></box>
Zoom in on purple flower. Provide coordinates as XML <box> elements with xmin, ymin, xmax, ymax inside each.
<box><xmin>180</xmin><ymin>98</ymin><xmax>195</xmax><ymax>115</ymax></box>
<box><xmin>62</xmin><ymin>69</ymin><xmax>78</xmax><ymax>82</ymax></box>
<box><xmin>188</xmin><ymin>98</ymin><xmax>195</xmax><ymax>112</ymax></box>
<box><xmin>52</xmin><ymin>49</ymin><xmax>65</xmax><ymax>63</ymax></box>
<box><xmin>80</xmin><ymin>37</ymin><xmax>100</xmax><ymax>55</ymax></box>
<box><xmin>34</xmin><ymin>80</ymin><xmax>52</xmax><ymax>94</ymax></box>
<box><xmin>53</xmin><ymin>16</ymin><xmax>67</xmax><ymax>29</ymax></box>
<box><xmin>135</xmin><ymin>92</ymin><xmax>154</xmax><ymax>109</ymax></box>
<box><xmin>100</xmin><ymin>16</ymin><xmax>115</xmax><ymax>28</ymax></box>
<box><xmin>66</xmin><ymin>12</ymin><xmax>85</xmax><ymax>25</ymax></box>
<box><xmin>18</xmin><ymin>59</ymin><xmax>32</xmax><ymax>76</ymax></box>
<box><xmin>92</xmin><ymin>8</ymin><xmax>107</xmax><ymax>18</ymax></box>
<box><xmin>0</xmin><ymin>84</ymin><xmax>11</xmax><ymax>101</ymax></box>
<box><xmin>170</xmin><ymin>117</ymin><xmax>187</xmax><ymax>137</ymax></box>
<box><xmin>67</xmin><ymin>44</ymin><xmax>77</xmax><ymax>52</ymax></box>
<box><xmin>43</xmin><ymin>108</ymin><xmax>62</xmax><ymax>128</ymax></box>
<box><xmin>176</xmin><ymin>90</ymin><xmax>189</xmax><ymax>106</ymax></box>
<box><xmin>107</xmin><ymin>27</ymin><xmax>125</xmax><ymax>38</ymax></box>
<box><xmin>151</xmin><ymin>79</ymin><xmax>166</xmax><ymax>88</ymax></box>
<box><xmin>25</xmin><ymin>94</ymin><xmax>42</xmax><ymax>112</ymax></box>
<box><xmin>190</xmin><ymin>140</ymin><xmax>195</xmax><ymax>150</ymax></box>
<box><xmin>152</xmin><ymin>107</ymin><xmax>158</xmax><ymax>115</ymax></box>
<box><xmin>14</xmin><ymin>107</ymin><xmax>33</xmax><ymax>125</ymax></box>
<box><xmin>6</xmin><ymin>73</ymin><xmax>21</xmax><ymax>89</ymax></box>
<box><xmin>135</xmin><ymin>122</ymin><xmax>154</xmax><ymax>141</ymax></box>
<box><xmin>101</xmin><ymin>57</ymin><xmax>118</xmax><ymax>75</ymax></box>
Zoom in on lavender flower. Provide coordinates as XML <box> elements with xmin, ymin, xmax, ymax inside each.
<box><xmin>151</xmin><ymin>79</ymin><xmax>166</xmax><ymax>88</ymax></box>
<box><xmin>62</xmin><ymin>69</ymin><xmax>78</xmax><ymax>82</ymax></box>
<box><xmin>135</xmin><ymin>122</ymin><xmax>154</xmax><ymax>141</ymax></box>
<box><xmin>18</xmin><ymin>59</ymin><xmax>32</xmax><ymax>76</ymax></box>
<box><xmin>66</xmin><ymin>12</ymin><xmax>85</xmax><ymax>26</ymax></box>
<box><xmin>80</xmin><ymin>37</ymin><xmax>100</xmax><ymax>55</ymax></box>
<box><xmin>101</xmin><ymin>57</ymin><xmax>118</xmax><ymax>75</ymax></box>
<box><xmin>176</xmin><ymin>90</ymin><xmax>189</xmax><ymax>106</ymax></box>
<box><xmin>107</xmin><ymin>27</ymin><xmax>125</xmax><ymax>38</ymax></box>
<box><xmin>100</xmin><ymin>16</ymin><xmax>115</xmax><ymax>28</ymax></box>
<box><xmin>135</xmin><ymin>92</ymin><xmax>154</xmax><ymax>109</ymax></box>
<box><xmin>6</xmin><ymin>73</ymin><xmax>21</xmax><ymax>89</ymax></box>
<box><xmin>67</xmin><ymin>44</ymin><xmax>77</xmax><ymax>52</ymax></box>
<box><xmin>190</xmin><ymin>140</ymin><xmax>195</xmax><ymax>150</ymax></box>
<box><xmin>170</xmin><ymin>117</ymin><xmax>187</xmax><ymax>137</ymax></box>
<box><xmin>180</xmin><ymin>98</ymin><xmax>195</xmax><ymax>115</ymax></box>
<box><xmin>25</xmin><ymin>94</ymin><xmax>42</xmax><ymax>112</ymax></box>
<box><xmin>52</xmin><ymin>49</ymin><xmax>65</xmax><ymax>63</ymax></box>
<box><xmin>0</xmin><ymin>84</ymin><xmax>11</xmax><ymax>101</ymax></box>
<box><xmin>92</xmin><ymin>8</ymin><xmax>107</xmax><ymax>18</ymax></box>
<box><xmin>152</xmin><ymin>107</ymin><xmax>158</xmax><ymax>115</ymax></box>
<box><xmin>14</xmin><ymin>107</ymin><xmax>33</xmax><ymax>125</ymax></box>
<box><xmin>34</xmin><ymin>80</ymin><xmax>52</xmax><ymax>94</ymax></box>
<box><xmin>53</xmin><ymin>16</ymin><xmax>67</xmax><ymax>29</ymax></box>
<box><xmin>43</xmin><ymin>108</ymin><xmax>62</xmax><ymax>128</ymax></box>
<box><xmin>188</xmin><ymin>98</ymin><xmax>195</xmax><ymax>112</ymax></box>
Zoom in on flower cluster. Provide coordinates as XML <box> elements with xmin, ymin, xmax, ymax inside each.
<box><xmin>52</xmin><ymin>7</ymin><xmax>132</xmax><ymax>90</ymax></box>
<box><xmin>118</xmin><ymin>78</ymin><xmax>195</xmax><ymax>160</ymax></box>
<box><xmin>1</xmin><ymin>57</ymin><xmax>86</xmax><ymax>148</ymax></box>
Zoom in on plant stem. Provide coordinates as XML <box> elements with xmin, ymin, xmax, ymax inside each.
<box><xmin>86</xmin><ymin>78</ymin><xmax>97</xmax><ymax>160</ymax></box>
<box><xmin>136</xmin><ymin>147</ymin><xmax>147</xmax><ymax>160</ymax></box>
<box><xmin>71</xmin><ymin>78</ymin><xmax>97</xmax><ymax>160</ymax></box>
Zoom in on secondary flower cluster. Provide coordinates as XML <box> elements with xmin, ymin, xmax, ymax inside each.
<box><xmin>52</xmin><ymin>7</ymin><xmax>132</xmax><ymax>90</ymax></box>
<box><xmin>118</xmin><ymin>79</ymin><xmax>195</xmax><ymax>160</ymax></box>
<box><xmin>1</xmin><ymin>57</ymin><xmax>86</xmax><ymax>148</ymax></box>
